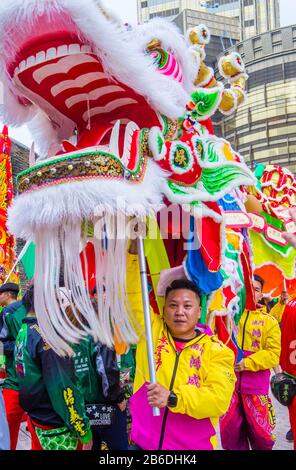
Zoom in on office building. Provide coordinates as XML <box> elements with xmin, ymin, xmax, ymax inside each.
<box><xmin>214</xmin><ymin>25</ymin><xmax>296</xmax><ymax>172</ymax></box>
<box><xmin>137</xmin><ymin>0</ymin><xmax>280</xmax><ymax>40</ymax></box>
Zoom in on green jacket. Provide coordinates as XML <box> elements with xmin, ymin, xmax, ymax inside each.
<box><xmin>73</xmin><ymin>337</ymin><xmax>125</xmax><ymax>405</ymax></box>
<box><xmin>0</xmin><ymin>301</ymin><xmax>27</xmax><ymax>391</ymax></box>
<box><xmin>15</xmin><ymin>318</ymin><xmax>92</xmax><ymax>444</ymax></box>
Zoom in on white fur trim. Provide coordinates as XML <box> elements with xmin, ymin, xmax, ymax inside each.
<box><xmin>189</xmin><ymin>48</ymin><xmax>203</xmax><ymax>68</ymax></box>
<box><xmin>194</xmin><ymin>203</ymin><xmax>222</xmax><ymax>224</ymax></box>
<box><xmin>219</xmin><ymin>89</ymin><xmax>238</xmax><ymax>116</ymax></box>
<box><xmin>149</xmin><ymin>126</ymin><xmax>167</xmax><ymax>162</ymax></box>
<box><xmin>195</xmin><ymin>66</ymin><xmax>215</xmax><ymax>88</ymax></box>
<box><xmin>33</xmin><ymin>221</ymin><xmax>139</xmax><ymax>356</ymax></box>
<box><xmin>8</xmin><ymin>159</ymin><xmax>168</xmax><ymax>239</ymax></box>
<box><xmin>0</xmin><ymin>73</ymin><xmax>38</xmax><ymax>125</ymax></box>
<box><xmin>228</xmin><ymin>72</ymin><xmax>249</xmax><ymax>85</ymax></box>
<box><xmin>186</xmin><ymin>25</ymin><xmax>211</xmax><ymax>47</ymax></box>
<box><xmin>218</xmin><ymin>52</ymin><xmax>246</xmax><ymax>81</ymax></box>
<box><xmin>132</xmin><ymin>18</ymin><xmax>196</xmax><ymax>94</ymax></box>
<box><xmin>27</xmin><ymin>110</ymin><xmax>62</xmax><ymax>159</ymax></box>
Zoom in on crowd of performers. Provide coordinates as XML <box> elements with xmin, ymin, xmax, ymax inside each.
<box><xmin>0</xmin><ymin>233</ymin><xmax>296</xmax><ymax>452</ymax></box>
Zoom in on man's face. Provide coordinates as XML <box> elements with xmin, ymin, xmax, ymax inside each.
<box><xmin>0</xmin><ymin>292</ymin><xmax>9</xmax><ymax>307</ymax></box>
<box><xmin>253</xmin><ymin>280</ymin><xmax>263</xmax><ymax>304</ymax></box>
<box><xmin>164</xmin><ymin>289</ymin><xmax>201</xmax><ymax>340</ymax></box>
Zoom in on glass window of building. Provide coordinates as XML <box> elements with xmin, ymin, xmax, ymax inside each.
<box><xmin>244</xmin><ymin>19</ymin><xmax>255</xmax><ymax>27</ymax></box>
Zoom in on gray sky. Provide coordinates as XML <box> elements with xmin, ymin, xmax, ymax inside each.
<box><xmin>279</xmin><ymin>0</ymin><xmax>296</xmax><ymax>26</ymax></box>
<box><xmin>3</xmin><ymin>0</ymin><xmax>296</xmax><ymax>146</ymax></box>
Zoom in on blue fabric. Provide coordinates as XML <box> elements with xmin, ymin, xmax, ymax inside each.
<box><xmin>91</xmin><ymin>408</ymin><xmax>128</xmax><ymax>450</ymax></box>
<box><xmin>218</xmin><ymin>194</ymin><xmax>241</xmax><ymax>212</ymax></box>
<box><xmin>218</xmin><ymin>196</ymin><xmax>250</xmax><ymax>244</ymax></box>
<box><xmin>0</xmin><ymin>390</ymin><xmax>10</xmax><ymax>450</ymax></box>
<box><xmin>185</xmin><ymin>216</ymin><xmax>223</xmax><ymax>295</ymax></box>
<box><xmin>231</xmin><ymin>332</ymin><xmax>243</xmax><ymax>363</ymax></box>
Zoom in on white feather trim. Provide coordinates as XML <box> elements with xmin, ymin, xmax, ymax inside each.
<box><xmin>27</xmin><ymin>110</ymin><xmax>62</xmax><ymax>159</ymax></box>
<box><xmin>132</xmin><ymin>18</ymin><xmax>196</xmax><ymax>94</ymax></box>
<box><xmin>8</xmin><ymin>159</ymin><xmax>168</xmax><ymax>239</ymax></box>
<box><xmin>0</xmin><ymin>72</ymin><xmax>38</xmax><ymax>126</ymax></box>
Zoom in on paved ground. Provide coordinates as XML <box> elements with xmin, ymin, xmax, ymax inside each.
<box><xmin>16</xmin><ymin>395</ymin><xmax>293</xmax><ymax>451</ymax></box>
<box><xmin>272</xmin><ymin>397</ymin><xmax>294</xmax><ymax>450</ymax></box>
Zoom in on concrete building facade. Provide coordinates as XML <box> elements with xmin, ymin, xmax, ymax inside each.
<box><xmin>137</xmin><ymin>0</ymin><xmax>280</xmax><ymax>40</ymax></box>
<box><xmin>173</xmin><ymin>8</ymin><xmax>239</xmax><ymax>67</ymax></box>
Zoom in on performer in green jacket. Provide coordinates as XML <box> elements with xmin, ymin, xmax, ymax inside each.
<box><xmin>15</xmin><ymin>286</ymin><xmax>92</xmax><ymax>451</ymax></box>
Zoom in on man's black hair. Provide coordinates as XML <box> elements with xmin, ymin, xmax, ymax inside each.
<box><xmin>22</xmin><ymin>285</ymin><xmax>34</xmax><ymax>312</ymax></box>
<box><xmin>254</xmin><ymin>274</ymin><xmax>264</xmax><ymax>289</ymax></box>
<box><xmin>6</xmin><ymin>291</ymin><xmax>18</xmax><ymax>300</ymax></box>
<box><xmin>165</xmin><ymin>279</ymin><xmax>200</xmax><ymax>299</ymax></box>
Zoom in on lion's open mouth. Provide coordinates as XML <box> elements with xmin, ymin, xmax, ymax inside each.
<box><xmin>8</xmin><ymin>10</ymin><xmax>161</xmax><ymax>154</ymax></box>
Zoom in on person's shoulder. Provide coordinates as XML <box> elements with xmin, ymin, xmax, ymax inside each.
<box><xmin>202</xmin><ymin>333</ymin><xmax>231</xmax><ymax>353</ymax></box>
<box><xmin>27</xmin><ymin>321</ymin><xmax>49</xmax><ymax>350</ymax></box>
<box><xmin>22</xmin><ymin>321</ymin><xmax>47</xmax><ymax>358</ymax></box>
<box><xmin>3</xmin><ymin>301</ymin><xmax>21</xmax><ymax>313</ymax></box>
<box><xmin>202</xmin><ymin>334</ymin><xmax>234</xmax><ymax>360</ymax></box>
<box><xmin>261</xmin><ymin>311</ymin><xmax>280</xmax><ymax>325</ymax></box>
<box><xmin>210</xmin><ymin>335</ymin><xmax>229</xmax><ymax>349</ymax></box>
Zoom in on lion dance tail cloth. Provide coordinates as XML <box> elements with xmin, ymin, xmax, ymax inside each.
<box><xmin>246</xmin><ymin>164</ymin><xmax>296</xmax><ymax>297</ymax></box>
<box><xmin>0</xmin><ymin>126</ymin><xmax>18</xmax><ymax>285</ymax></box>
<box><xmin>0</xmin><ymin>0</ymin><xmax>256</xmax><ymax>355</ymax></box>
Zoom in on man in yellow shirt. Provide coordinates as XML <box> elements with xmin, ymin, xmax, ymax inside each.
<box><xmin>269</xmin><ymin>291</ymin><xmax>290</xmax><ymax>323</ymax></box>
<box><xmin>220</xmin><ymin>275</ymin><xmax>281</xmax><ymax>450</ymax></box>
<box><xmin>127</xmin><ymin>242</ymin><xmax>236</xmax><ymax>450</ymax></box>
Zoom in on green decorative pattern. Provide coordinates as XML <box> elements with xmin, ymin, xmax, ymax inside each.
<box><xmin>191</xmin><ymin>88</ymin><xmax>221</xmax><ymax>119</ymax></box>
<box><xmin>160</xmin><ymin>115</ymin><xmax>169</xmax><ymax>136</ymax></box>
<box><xmin>254</xmin><ymin>164</ymin><xmax>265</xmax><ymax>190</ymax></box>
<box><xmin>170</xmin><ymin>144</ymin><xmax>192</xmax><ymax>172</ymax></box>
<box><xmin>17</xmin><ymin>129</ymin><xmax>150</xmax><ymax>194</ymax></box>
<box><xmin>192</xmin><ymin>137</ymin><xmax>205</xmax><ymax>161</ymax></box>
<box><xmin>35</xmin><ymin>426</ymin><xmax>79</xmax><ymax>451</ymax></box>
<box><xmin>157</xmin><ymin>134</ymin><xmax>164</xmax><ymax>154</ymax></box>
<box><xmin>150</xmin><ymin>49</ymin><xmax>169</xmax><ymax>70</ymax></box>
<box><xmin>201</xmin><ymin>166</ymin><xmax>250</xmax><ymax>195</ymax></box>
<box><xmin>204</xmin><ymin>141</ymin><xmax>220</xmax><ymax>163</ymax></box>
<box><xmin>167</xmin><ymin>180</ymin><xmax>196</xmax><ymax>196</ymax></box>
<box><xmin>225</xmin><ymin>243</ymin><xmax>246</xmax><ymax>325</ymax></box>
<box><xmin>258</xmin><ymin>211</ymin><xmax>292</xmax><ymax>255</ymax></box>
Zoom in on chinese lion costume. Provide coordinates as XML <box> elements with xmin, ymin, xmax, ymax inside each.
<box><xmin>0</xmin><ymin>0</ymin><xmax>256</xmax><ymax>354</ymax></box>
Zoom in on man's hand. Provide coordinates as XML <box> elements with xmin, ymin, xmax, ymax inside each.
<box><xmin>82</xmin><ymin>439</ymin><xmax>93</xmax><ymax>451</ymax></box>
<box><xmin>234</xmin><ymin>359</ymin><xmax>245</xmax><ymax>372</ymax></box>
<box><xmin>117</xmin><ymin>399</ymin><xmax>127</xmax><ymax>412</ymax></box>
<box><xmin>129</xmin><ymin>239</ymin><xmax>138</xmax><ymax>255</ymax></box>
<box><xmin>147</xmin><ymin>383</ymin><xmax>170</xmax><ymax>409</ymax></box>
<box><xmin>279</xmin><ymin>291</ymin><xmax>289</xmax><ymax>305</ymax></box>
<box><xmin>128</xmin><ymin>220</ymin><xmax>149</xmax><ymax>254</ymax></box>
